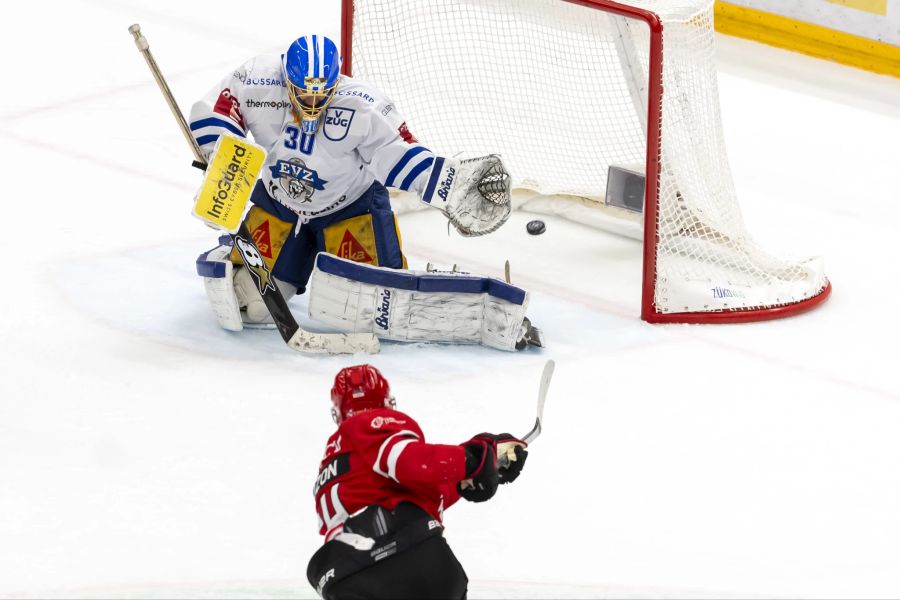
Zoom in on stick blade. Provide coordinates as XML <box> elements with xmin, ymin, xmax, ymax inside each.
<box><xmin>536</xmin><ymin>359</ymin><xmax>555</xmax><ymax>421</ymax></box>
<box><xmin>522</xmin><ymin>359</ymin><xmax>554</xmax><ymax>445</ymax></box>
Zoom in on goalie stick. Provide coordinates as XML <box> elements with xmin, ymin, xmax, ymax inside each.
<box><xmin>127</xmin><ymin>24</ymin><xmax>378</xmax><ymax>355</ymax></box>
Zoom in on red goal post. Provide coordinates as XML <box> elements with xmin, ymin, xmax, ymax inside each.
<box><xmin>340</xmin><ymin>0</ymin><xmax>831</xmax><ymax>323</ymax></box>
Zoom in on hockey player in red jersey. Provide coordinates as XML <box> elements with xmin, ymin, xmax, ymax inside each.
<box><xmin>307</xmin><ymin>364</ymin><xmax>528</xmax><ymax>599</ymax></box>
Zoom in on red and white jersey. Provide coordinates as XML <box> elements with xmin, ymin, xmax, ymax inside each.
<box><xmin>188</xmin><ymin>55</ymin><xmax>437</xmax><ymax>222</ymax></box>
<box><xmin>314</xmin><ymin>408</ymin><xmax>466</xmax><ymax>541</ymax></box>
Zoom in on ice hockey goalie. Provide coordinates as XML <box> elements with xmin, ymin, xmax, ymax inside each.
<box><xmin>189</xmin><ymin>34</ymin><xmax>540</xmax><ymax>350</ymax></box>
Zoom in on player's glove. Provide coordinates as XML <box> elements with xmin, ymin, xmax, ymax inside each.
<box><xmin>422</xmin><ymin>155</ymin><xmax>511</xmax><ymax>237</ymax></box>
<box><xmin>477</xmin><ymin>433</ymin><xmax>528</xmax><ymax>484</ymax></box>
<box><xmin>458</xmin><ymin>435</ymin><xmax>500</xmax><ymax>503</ymax></box>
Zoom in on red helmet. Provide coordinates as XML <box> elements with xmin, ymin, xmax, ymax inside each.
<box><xmin>331</xmin><ymin>364</ymin><xmax>394</xmax><ymax>424</ymax></box>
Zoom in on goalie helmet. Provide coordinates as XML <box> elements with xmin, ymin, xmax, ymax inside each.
<box><xmin>283</xmin><ymin>35</ymin><xmax>341</xmax><ymax>135</ymax></box>
<box><xmin>331</xmin><ymin>364</ymin><xmax>395</xmax><ymax>424</ymax></box>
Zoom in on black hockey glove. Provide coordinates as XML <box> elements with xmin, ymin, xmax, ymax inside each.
<box><xmin>475</xmin><ymin>433</ymin><xmax>528</xmax><ymax>484</ymax></box>
<box><xmin>458</xmin><ymin>436</ymin><xmax>499</xmax><ymax>503</ymax></box>
<box><xmin>498</xmin><ymin>444</ymin><xmax>528</xmax><ymax>484</ymax></box>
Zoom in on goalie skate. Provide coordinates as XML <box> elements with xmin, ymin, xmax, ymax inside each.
<box><xmin>515</xmin><ymin>317</ymin><xmax>544</xmax><ymax>351</ymax></box>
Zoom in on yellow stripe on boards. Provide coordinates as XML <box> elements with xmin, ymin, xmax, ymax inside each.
<box><xmin>825</xmin><ymin>0</ymin><xmax>888</xmax><ymax>16</ymax></box>
<box><xmin>715</xmin><ymin>2</ymin><xmax>900</xmax><ymax>78</ymax></box>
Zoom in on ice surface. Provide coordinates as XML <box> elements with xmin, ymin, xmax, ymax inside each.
<box><xmin>1</xmin><ymin>1</ymin><xmax>899</xmax><ymax>598</ymax></box>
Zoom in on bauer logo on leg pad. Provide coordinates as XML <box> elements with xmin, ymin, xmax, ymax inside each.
<box><xmin>192</xmin><ymin>135</ymin><xmax>266</xmax><ymax>233</ymax></box>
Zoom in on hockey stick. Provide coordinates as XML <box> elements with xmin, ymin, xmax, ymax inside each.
<box><xmin>523</xmin><ymin>358</ymin><xmax>555</xmax><ymax>444</ymax></box>
<box><xmin>498</xmin><ymin>359</ymin><xmax>555</xmax><ymax>468</ymax></box>
<box><xmin>128</xmin><ymin>24</ymin><xmax>378</xmax><ymax>355</ymax></box>
<box><xmin>459</xmin><ymin>359</ymin><xmax>554</xmax><ymax>490</ymax></box>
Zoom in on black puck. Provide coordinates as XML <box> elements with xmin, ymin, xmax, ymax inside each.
<box><xmin>526</xmin><ymin>219</ymin><xmax>546</xmax><ymax>235</ymax></box>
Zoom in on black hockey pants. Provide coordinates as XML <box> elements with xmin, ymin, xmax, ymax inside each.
<box><xmin>307</xmin><ymin>502</ymin><xmax>468</xmax><ymax>600</ymax></box>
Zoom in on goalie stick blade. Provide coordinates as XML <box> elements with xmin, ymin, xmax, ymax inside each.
<box><xmin>287</xmin><ymin>329</ymin><xmax>380</xmax><ymax>355</ymax></box>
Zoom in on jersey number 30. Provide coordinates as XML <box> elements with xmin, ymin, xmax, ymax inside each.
<box><xmin>284</xmin><ymin>126</ymin><xmax>315</xmax><ymax>155</ymax></box>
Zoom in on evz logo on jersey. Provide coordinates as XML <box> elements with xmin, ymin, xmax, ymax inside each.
<box><xmin>269</xmin><ymin>158</ymin><xmax>327</xmax><ymax>203</ymax></box>
<box><xmin>323</xmin><ymin>107</ymin><xmax>356</xmax><ymax>141</ymax></box>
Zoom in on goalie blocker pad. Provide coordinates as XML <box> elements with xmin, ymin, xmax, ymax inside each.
<box><xmin>308</xmin><ymin>253</ymin><xmax>528</xmax><ymax>351</ymax></box>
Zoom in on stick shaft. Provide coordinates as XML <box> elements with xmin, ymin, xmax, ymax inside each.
<box><xmin>128</xmin><ymin>24</ymin><xmax>205</xmax><ymax>165</ymax></box>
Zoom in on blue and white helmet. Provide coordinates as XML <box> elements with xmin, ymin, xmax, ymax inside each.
<box><xmin>283</xmin><ymin>35</ymin><xmax>342</xmax><ymax>134</ymax></box>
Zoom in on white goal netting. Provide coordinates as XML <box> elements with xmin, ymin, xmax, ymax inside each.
<box><xmin>346</xmin><ymin>0</ymin><xmax>829</xmax><ymax>321</ymax></box>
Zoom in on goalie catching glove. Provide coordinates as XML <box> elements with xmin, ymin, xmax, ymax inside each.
<box><xmin>422</xmin><ymin>155</ymin><xmax>512</xmax><ymax>237</ymax></box>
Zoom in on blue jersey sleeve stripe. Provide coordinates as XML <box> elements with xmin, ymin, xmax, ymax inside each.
<box><xmin>384</xmin><ymin>146</ymin><xmax>429</xmax><ymax>188</ymax></box>
<box><xmin>399</xmin><ymin>157</ymin><xmax>434</xmax><ymax>191</ymax></box>
<box><xmin>196</xmin><ymin>134</ymin><xmax>221</xmax><ymax>146</ymax></box>
<box><xmin>189</xmin><ymin>117</ymin><xmax>245</xmax><ymax>137</ymax></box>
<box><xmin>422</xmin><ymin>156</ymin><xmax>445</xmax><ymax>204</ymax></box>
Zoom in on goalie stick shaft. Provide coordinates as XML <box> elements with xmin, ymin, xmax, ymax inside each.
<box><xmin>128</xmin><ymin>25</ymin><xmax>205</xmax><ymax>166</ymax></box>
<box><xmin>127</xmin><ymin>24</ymin><xmax>378</xmax><ymax>355</ymax></box>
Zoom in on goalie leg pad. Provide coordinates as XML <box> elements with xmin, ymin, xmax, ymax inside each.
<box><xmin>196</xmin><ymin>241</ymin><xmax>244</xmax><ymax>332</ymax></box>
<box><xmin>308</xmin><ymin>253</ymin><xmax>530</xmax><ymax>351</ymax></box>
<box><xmin>196</xmin><ymin>239</ymin><xmax>298</xmax><ymax>330</ymax></box>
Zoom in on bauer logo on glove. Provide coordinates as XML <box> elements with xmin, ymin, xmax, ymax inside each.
<box><xmin>192</xmin><ymin>134</ymin><xmax>267</xmax><ymax>233</ymax></box>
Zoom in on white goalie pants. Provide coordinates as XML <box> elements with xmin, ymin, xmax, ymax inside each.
<box><xmin>308</xmin><ymin>253</ymin><xmax>529</xmax><ymax>351</ymax></box>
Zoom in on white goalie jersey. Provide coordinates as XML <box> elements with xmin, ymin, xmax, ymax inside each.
<box><xmin>188</xmin><ymin>55</ymin><xmax>439</xmax><ymax>221</ymax></box>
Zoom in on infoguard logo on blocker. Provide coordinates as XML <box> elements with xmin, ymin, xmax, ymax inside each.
<box><xmin>192</xmin><ymin>134</ymin><xmax>266</xmax><ymax>234</ymax></box>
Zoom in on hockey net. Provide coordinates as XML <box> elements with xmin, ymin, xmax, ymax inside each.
<box><xmin>342</xmin><ymin>0</ymin><xmax>831</xmax><ymax>322</ymax></box>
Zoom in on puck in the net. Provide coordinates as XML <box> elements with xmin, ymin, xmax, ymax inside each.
<box><xmin>526</xmin><ymin>220</ymin><xmax>546</xmax><ymax>235</ymax></box>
